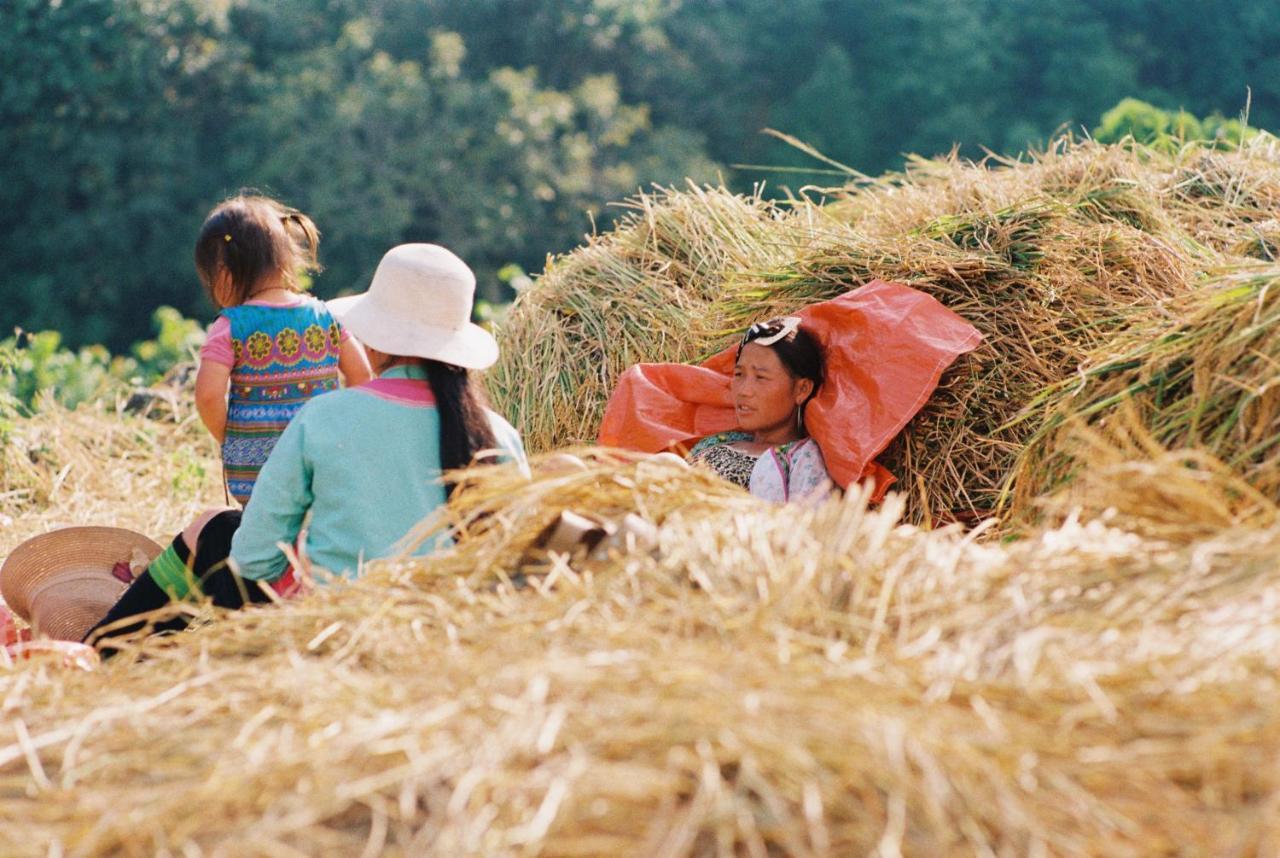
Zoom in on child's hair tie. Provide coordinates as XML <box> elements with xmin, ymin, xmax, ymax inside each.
<box><xmin>223</xmin><ymin>234</ymin><xmax>232</xmax><ymax>243</ymax></box>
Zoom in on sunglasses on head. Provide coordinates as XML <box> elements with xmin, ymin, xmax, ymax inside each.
<box><xmin>741</xmin><ymin>316</ymin><xmax>801</xmax><ymax>348</ymax></box>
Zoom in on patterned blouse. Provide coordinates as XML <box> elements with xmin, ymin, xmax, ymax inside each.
<box><xmin>208</xmin><ymin>299</ymin><xmax>343</xmax><ymax>504</ymax></box>
<box><xmin>689</xmin><ymin>431</ymin><xmax>836</xmax><ymax>504</ymax></box>
<box><xmin>688</xmin><ymin>435</ymin><xmax>758</xmax><ymax>488</ymax></box>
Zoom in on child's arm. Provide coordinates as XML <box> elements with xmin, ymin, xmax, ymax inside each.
<box><xmin>338</xmin><ymin>335</ymin><xmax>373</xmax><ymax>386</ymax></box>
<box><xmin>194</xmin><ymin>361</ymin><xmax>231</xmax><ymax>443</ymax></box>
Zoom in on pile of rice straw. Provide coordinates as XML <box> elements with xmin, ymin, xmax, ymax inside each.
<box><xmin>3</xmin><ymin>409</ymin><xmax>1280</xmax><ymax>854</ymax></box>
<box><xmin>0</xmin><ymin>401</ymin><xmax>220</xmax><ymax>535</ymax></box>
<box><xmin>5</xmin><ymin>134</ymin><xmax>1280</xmax><ymax>854</ymax></box>
<box><xmin>490</xmin><ymin>135</ymin><xmax>1280</xmax><ymax>523</ymax></box>
<box><xmin>1008</xmin><ymin>260</ymin><xmax>1280</xmax><ymax>519</ymax></box>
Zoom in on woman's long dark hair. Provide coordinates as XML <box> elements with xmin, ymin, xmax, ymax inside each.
<box><xmin>425</xmin><ymin>359</ymin><xmax>498</xmax><ymax>495</ymax></box>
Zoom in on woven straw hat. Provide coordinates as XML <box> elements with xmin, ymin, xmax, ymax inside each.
<box><xmin>0</xmin><ymin>527</ymin><xmax>163</xmax><ymax>642</ymax></box>
<box><xmin>327</xmin><ymin>243</ymin><xmax>498</xmax><ymax>369</ymax></box>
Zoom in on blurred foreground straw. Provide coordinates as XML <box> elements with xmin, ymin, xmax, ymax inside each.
<box><xmin>2</xmin><ymin>422</ymin><xmax>1280</xmax><ymax>854</ymax></box>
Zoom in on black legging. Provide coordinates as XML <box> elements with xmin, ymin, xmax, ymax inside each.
<box><xmin>84</xmin><ymin>511</ymin><xmax>273</xmax><ymax>652</ymax></box>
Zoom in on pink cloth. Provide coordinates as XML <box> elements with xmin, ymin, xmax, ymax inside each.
<box><xmin>751</xmin><ymin>437</ymin><xmax>835</xmax><ymax>504</ymax></box>
<box><xmin>199</xmin><ymin>297</ymin><xmax>350</xmax><ymax>367</ymax></box>
<box><xmin>355</xmin><ymin>376</ymin><xmax>437</xmax><ymax>407</ymax></box>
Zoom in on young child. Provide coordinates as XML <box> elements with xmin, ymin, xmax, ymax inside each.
<box><xmin>193</xmin><ymin>194</ymin><xmax>371</xmax><ymax>504</ymax></box>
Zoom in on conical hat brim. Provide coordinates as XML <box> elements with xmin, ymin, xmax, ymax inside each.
<box><xmin>1</xmin><ymin>527</ymin><xmax>163</xmax><ymax>638</ymax></box>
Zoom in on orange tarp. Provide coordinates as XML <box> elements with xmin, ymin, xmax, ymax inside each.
<box><xmin>598</xmin><ymin>280</ymin><xmax>983</xmax><ymax>497</ymax></box>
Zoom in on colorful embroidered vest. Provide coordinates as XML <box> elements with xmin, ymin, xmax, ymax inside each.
<box><xmin>221</xmin><ymin>300</ymin><xmax>342</xmax><ymax>504</ymax></box>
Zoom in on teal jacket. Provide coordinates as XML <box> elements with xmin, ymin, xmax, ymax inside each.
<box><xmin>228</xmin><ymin>363</ymin><xmax>527</xmax><ymax>581</ymax></box>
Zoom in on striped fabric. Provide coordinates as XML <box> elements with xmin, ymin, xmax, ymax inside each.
<box><xmin>221</xmin><ymin>300</ymin><xmax>342</xmax><ymax>503</ymax></box>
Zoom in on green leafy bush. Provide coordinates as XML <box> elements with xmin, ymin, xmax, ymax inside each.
<box><xmin>1094</xmin><ymin>98</ymin><xmax>1259</xmax><ymax>150</ymax></box>
<box><xmin>1</xmin><ymin>330</ymin><xmax>123</xmax><ymax>410</ymax></box>
<box><xmin>129</xmin><ymin>306</ymin><xmax>205</xmax><ymax>382</ymax></box>
<box><xmin>2</xmin><ymin>307</ymin><xmax>204</xmax><ymax>411</ymax></box>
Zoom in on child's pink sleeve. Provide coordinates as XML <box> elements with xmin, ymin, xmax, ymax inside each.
<box><xmin>198</xmin><ymin>316</ymin><xmax>234</xmax><ymax>367</ymax></box>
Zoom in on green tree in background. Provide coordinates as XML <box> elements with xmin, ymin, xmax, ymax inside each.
<box><xmin>3</xmin><ymin>0</ymin><xmax>1278</xmax><ymax>351</ymax></box>
<box><xmin>233</xmin><ymin>17</ymin><xmax>712</xmax><ymax>301</ymax></box>
<box><xmin>0</xmin><ymin>0</ymin><xmax>231</xmax><ymax>348</ymax></box>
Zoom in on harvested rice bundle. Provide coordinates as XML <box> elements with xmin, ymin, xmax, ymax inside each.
<box><xmin>758</xmin><ymin>147</ymin><xmax>1222</xmax><ymax>522</ymax></box>
<box><xmin>783</xmin><ymin>201</ymin><xmax>1200</xmax><ymax>520</ymax></box>
<box><xmin>735</xmin><ymin>215</ymin><xmax>1203</xmax><ymax>518</ymax></box>
<box><xmin>489</xmin><ymin>138</ymin><xmax>1230</xmax><ymax>524</ymax></box>
<box><xmin>5</xmin><ymin>455</ymin><xmax>1280</xmax><ymax>854</ymax></box>
<box><xmin>399</xmin><ymin>448</ymin><xmax>754</xmax><ymax>585</ymax></box>
<box><xmin>1228</xmin><ymin>217</ymin><xmax>1280</xmax><ymax>261</ymax></box>
<box><xmin>1168</xmin><ymin>141</ymin><xmax>1280</xmax><ymax>249</ymax></box>
<box><xmin>827</xmin><ymin>140</ymin><xmax>1172</xmax><ymax>239</ymax></box>
<box><xmin>1007</xmin><ymin>263</ymin><xmax>1280</xmax><ymax>520</ymax></box>
<box><xmin>487</xmin><ymin>186</ymin><xmax>818</xmax><ymax>453</ymax></box>
<box><xmin>1030</xmin><ymin>411</ymin><xmax>1279</xmax><ymax>540</ymax></box>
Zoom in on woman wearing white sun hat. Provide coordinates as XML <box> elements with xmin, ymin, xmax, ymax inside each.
<box><xmin>21</xmin><ymin>243</ymin><xmax>530</xmax><ymax>651</ymax></box>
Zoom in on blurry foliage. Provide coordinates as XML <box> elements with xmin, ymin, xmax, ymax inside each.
<box><xmin>0</xmin><ymin>340</ymin><xmax>19</xmax><ymax>439</ymax></box>
<box><xmin>3</xmin><ymin>0</ymin><xmax>1279</xmax><ymax>353</ymax></box>
<box><xmin>242</xmin><ymin>18</ymin><xmax>714</xmax><ymax>306</ymax></box>
<box><xmin>0</xmin><ymin>0</ymin><xmax>228</xmax><ymax>350</ymax></box>
<box><xmin>1</xmin><ymin>308</ymin><xmax>203</xmax><ymax>412</ymax></box>
<box><xmin>2</xmin><ymin>330</ymin><xmax>124</xmax><ymax>411</ymax></box>
<box><xmin>1093</xmin><ymin>98</ymin><xmax>1260</xmax><ymax>150</ymax></box>
<box><xmin>128</xmin><ymin>306</ymin><xmax>206</xmax><ymax>380</ymax></box>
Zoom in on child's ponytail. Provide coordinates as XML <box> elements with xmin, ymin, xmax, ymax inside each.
<box><xmin>425</xmin><ymin>360</ymin><xmax>498</xmax><ymax>496</ymax></box>
<box><xmin>194</xmin><ymin>193</ymin><xmax>322</xmax><ymax>307</ymax></box>
<box><xmin>280</xmin><ymin>210</ymin><xmax>321</xmax><ymax>279</ymax></box>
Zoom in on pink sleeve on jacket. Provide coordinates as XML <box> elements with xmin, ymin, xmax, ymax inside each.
<box><xmin>198</xmin><ymin>316</ymin><xmax>234</xmax><ymax>367</ymax></box>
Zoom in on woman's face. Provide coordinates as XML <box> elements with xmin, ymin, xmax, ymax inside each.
<box><xmin>731</xmin><ymin>343</ymin><xmax>813</xmax><ymax>436</ymax></box>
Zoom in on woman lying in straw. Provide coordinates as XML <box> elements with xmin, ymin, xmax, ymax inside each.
<box><xmin>597</xmin><ymin>280</ymin><xmax>985</xmax><ymax>504</ymax></box>
<box><xmin>685</xmin><ymin>317</ymin><xmax>834</xmax><ymax>502</ymax></box>
<box><xmin>533</xmin><ymin>319</ymin><xmax>840</xmax><ymax>557</ymax></box>
<box><xmin>0</xmin><ymin>244</ymin><xmax>528</xmax><ymax>653</ymax></box>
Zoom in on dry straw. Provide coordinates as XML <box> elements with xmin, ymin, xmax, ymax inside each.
<box><xmin>3</xmin><ymin>430</ymin><xmax>1280</xmax><ymax>854</ymax></box>
<box><xmin>489</xmin><ymin>136</ymin><xmax>1280</xmax><ymax>523</ymax></box>
<box><xmin>5</xmin><ymin>134</ymin><xmax>1280</xmax><ymax>854</ymax></box>
<box><xmin>0</xmin><ymin>399</ymin><xmax>222</xmax><ymax>537</ymax></box>
<box><xmin>1008</xmin><ymin>260</ymin><xmax>1280</xmax><ymax>521</ymax></box>
<box><xmin>1030</xmin><ymin>407</ymin><xmax>1280</xmax><ymax>540</ymax></box>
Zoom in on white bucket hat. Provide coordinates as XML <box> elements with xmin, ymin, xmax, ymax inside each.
<box><xmin>327</xmin><ymin>244</ymin><xmax>499</xmax><ymax>370</ymax></box>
